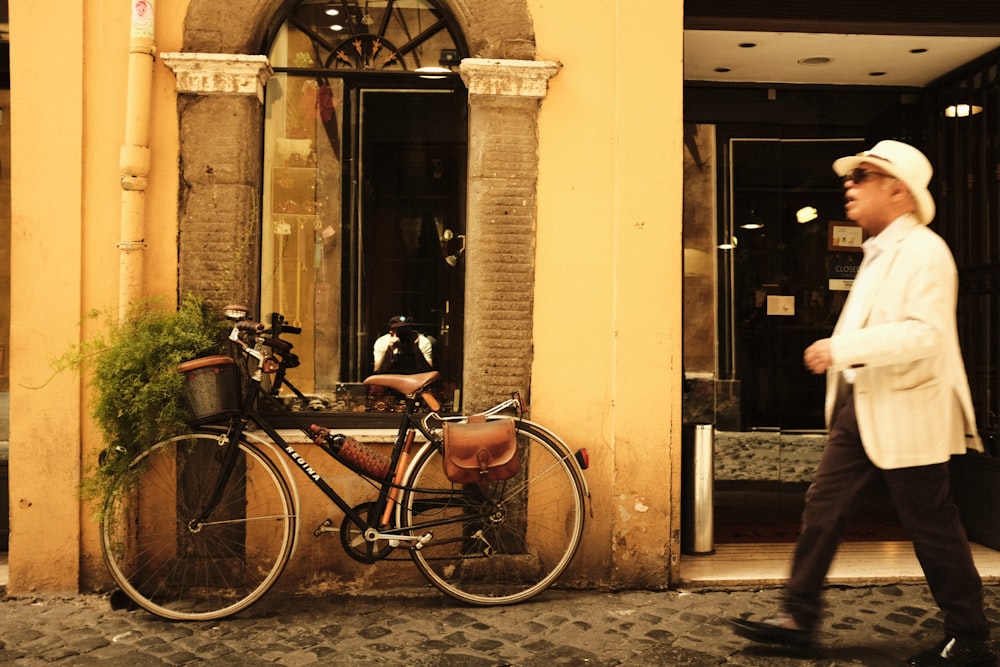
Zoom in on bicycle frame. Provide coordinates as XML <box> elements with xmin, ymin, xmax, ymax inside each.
<box><xmin>194</xmin><ymin>317</ymin><xmax>510</xmax><ymax>555</ymax></box>
<box><xmin>191</xmin><ymin>310</ymin><xmax>591</xmax><ymax>564</ymax></box>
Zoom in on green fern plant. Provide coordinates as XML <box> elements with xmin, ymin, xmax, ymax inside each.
<box><xmin>57</xmin><ymin>293</ymin><xmax>228</xmax><ymax>498</ymax></box>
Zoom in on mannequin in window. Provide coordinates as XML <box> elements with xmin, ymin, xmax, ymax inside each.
<box><xmin>372</xmin><ymin>315</ymin><xmax>434</xmax><ymax>374</ymax></box>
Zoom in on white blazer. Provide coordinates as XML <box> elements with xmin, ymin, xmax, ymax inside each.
<box><xmin>826</xmin><ymin>214</ymin><xmax>983</xmax><ymax>469</ymax></box>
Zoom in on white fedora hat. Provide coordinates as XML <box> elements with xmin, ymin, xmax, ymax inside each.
<box><xmin>832</xmin><ymin>140</ymin><xmax>936</xmax><ymax>225</ymax></box>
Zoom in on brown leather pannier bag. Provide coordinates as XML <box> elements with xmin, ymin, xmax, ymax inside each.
<box><xmin>442</xmin><ymin>416</ymin><xmax>520</xmax><ymax>484</ymax></box>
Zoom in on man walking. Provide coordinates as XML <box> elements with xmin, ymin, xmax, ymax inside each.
<box><xmin>729</xmin><ymin>140</ymin><xmax>994</xmax><ymax>666</ymax></box>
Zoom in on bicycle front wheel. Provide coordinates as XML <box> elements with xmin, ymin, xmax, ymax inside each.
<box><xmin>402</xmin><ymin>420</ymin><xmax>586</xmax><ymax>605</ymax></box>
<box><xmin>100</xmin><ymin>431</ymin><xmax>296</xmax><ymax>621</ymax></box>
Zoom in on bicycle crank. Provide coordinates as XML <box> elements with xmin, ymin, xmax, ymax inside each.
<box><xmin>340</xmin><ymin>502</ymin><xmax>395</xmax><ymax>563</ymax></box>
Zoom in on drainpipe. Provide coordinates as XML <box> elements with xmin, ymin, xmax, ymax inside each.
<box><xmin>118</xmin><ymin>0</ymin><xmax>155</xmax><ymax>309</ymax></box>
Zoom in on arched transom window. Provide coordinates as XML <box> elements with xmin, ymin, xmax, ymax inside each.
<box><xmin>277</xmin><ymin>0</ymin><xmax>467</xmax><ymax>72</ymax></box>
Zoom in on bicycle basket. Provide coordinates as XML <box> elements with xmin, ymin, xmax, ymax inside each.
<box><xmin>176</xmin><ymin>355</ymin><xmax>242</xmax><ymax>426</ymax></box>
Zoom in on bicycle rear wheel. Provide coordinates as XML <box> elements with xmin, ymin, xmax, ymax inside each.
<box><xmin>402</xmin><ymin>420</ymin><xmax>586</xmax><ymax>605</ymax></box>
<box><xmin>100</xmin><ymin>431</ymin><xmax>296</xmax><ymax>621</ymax></box>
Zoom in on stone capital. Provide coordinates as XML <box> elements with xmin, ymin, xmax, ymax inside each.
<box><xmin>160</xmin><ymin>53</ymin><xmax>273</xmax><ymax>103</ymax></box>
<box><xmin>459</xmin><ymin>58</ymin><xmax>561</xmax><ymax>99</ymax></box>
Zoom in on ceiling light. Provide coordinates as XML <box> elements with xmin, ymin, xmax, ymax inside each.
<box><xmin>741</xmin><ymin>209</ymin><xmax>764</xmax><ymax>229</ymax></box>
<box><xmin>944</xmin><ymin>104</ymin><xmax>984</xmax><ymax>118</ymax></box>
<box><xmin>798</xmin><ymin>56</ymin><xmax>832</xmax><ymax>66</ymax></box>
<box><xmin>416</xmin><ymin>66</ymin><xmax>452</xmax><ymax>79</ymax></box>
<box><xmin>325</xmin><ymin>8</ymin><xmax>340</xmax><ymax>16</ymax></box>
<box><xmin>329</xmin><ymin>24</ymin><xmax>344</xmax><ymax>31</ymax></box>
<box><xmin>796</xmin><ymin>206</ymin><xmax>819</xmax><ymax>224</ymax></box>
<box><xmin>717</xmin><ymin>237</ymin><xmax>738</xmax><ymax>250</ymax></box>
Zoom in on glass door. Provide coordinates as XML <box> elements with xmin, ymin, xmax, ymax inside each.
<box><xmin>714</xmin><ymin>137</ymin><xmax>904</xmax><ymax>542</ymax></box>
<box><xmin>724</xmin><ymin>138</ymin><xmax>863</xmax><ymax>429</ymax></box>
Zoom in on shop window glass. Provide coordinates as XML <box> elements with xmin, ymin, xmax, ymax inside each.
<box><xmin>262</xmin><ymin>0</ymin><xmax>467</xmax><ymax>421</ymax></box>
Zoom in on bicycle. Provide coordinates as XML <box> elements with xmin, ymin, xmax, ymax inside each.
<box><xmin>99</xmin><ymin>306</ymin><xmax>591</xmax><ymax>621</ymax></box>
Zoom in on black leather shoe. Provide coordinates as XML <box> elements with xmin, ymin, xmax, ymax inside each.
<box><xmin>728</xmin><ymin>616</ymin><xmax>814</xmax><ymax>647</ymax></box>
<box><xmin>907</xmin><ymin>637</ymin><xmax>997</xmax><ymax>666</ymax></box>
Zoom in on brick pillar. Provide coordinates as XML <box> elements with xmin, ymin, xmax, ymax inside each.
<box><xmin>459</xmin><ymin>59</ymin><xmax>560</xmax><ymax>413</ymax></box>
<box><xmin>161</xmin><ymin>53</ymin><xmax>272</xmax><ymax>312</ymax></box>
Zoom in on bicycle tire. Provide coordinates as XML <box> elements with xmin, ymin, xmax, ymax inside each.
<box><xmin>402</xmin><ymin>420</ymin><xmax>586</xmax><ymax>605</ymax></box>
<box><xmin>100</xmin><ymin>431</ymin><xmax>296</xmax><ymax>621</ymax></box>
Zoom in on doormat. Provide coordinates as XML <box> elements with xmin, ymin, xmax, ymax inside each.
<box><xmin>715</xmin><ymin>521</ymin><xmax>910</xmax><ymax>544</ymax></box>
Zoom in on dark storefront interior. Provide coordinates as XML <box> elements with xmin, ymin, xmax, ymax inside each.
<box><xmin>683</xmin><ymin>1</ymin><xmax>1000</xmax><ymax>543</ymax></box>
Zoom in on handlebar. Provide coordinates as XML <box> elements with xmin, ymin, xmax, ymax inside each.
<box><xmin>229</xmin><ymin>321</ymin><xmax>265</xmax><ymax>361</ymax></box>
<box><xmin>228</xmin><ymin>311</ymin><xmax>301</xmax><ymax>370</ymax></box>
<box><xmin>265</xmin><ymin>312</ymin><xmax>301</xmax><ymax>337</ymax></box>
<box><xmin>229</xmin><ymin>313</ymin><xmax>300</xmax><ymax>345</ymax></box>
<box><xmin>236</xmin><ymin>321</ymin><xmax>265</xmax><ymax>334</ymax></box>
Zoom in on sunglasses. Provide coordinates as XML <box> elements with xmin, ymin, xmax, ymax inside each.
<box><xmin>841</xmin><ymin>168</ymin><xmax>893</xmax><ymax>185</ymax></box>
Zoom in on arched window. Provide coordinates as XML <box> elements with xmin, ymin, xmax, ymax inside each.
<box><xmin>263</xmin><ymin>0</ymin><xmax>469</xmax><ymax>422</ymax></box>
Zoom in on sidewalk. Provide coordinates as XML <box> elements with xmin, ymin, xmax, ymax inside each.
<box><xmin>0</xmin><ymin>581</ymin><xmax>996</xmax><ymax>665</ymax></box>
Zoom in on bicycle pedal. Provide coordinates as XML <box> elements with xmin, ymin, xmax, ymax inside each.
<box><xmin>313</xmin><ymin>518</ymin><xmax>338</xmax><ymax>536</ymax></box>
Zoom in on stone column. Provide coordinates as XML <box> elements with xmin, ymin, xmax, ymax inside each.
<box><xmin>459</xmin><ymin>58</ymin><xmax>560</xmax><ymax>413</ymax></box>
<box><xmin>161</xmin><ymin>53</ymin><xmax>272</xmax><ymax>311</ymax></box>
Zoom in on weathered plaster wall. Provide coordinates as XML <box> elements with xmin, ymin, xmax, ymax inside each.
<box><xmin>9</xmin><ymin>0</ymin><xmax>685</xmax><ymax>594</ymax></box>
<box><xmin>8</xmin><ymin>0</ymin><xmax>86</xmax><ymax>593</ymax></box>
<box><xmin>9</xmin><ymin>0</ymin><xmax>192</xmax><ymax>594</ymax></box>
<box><xmin>529</xmin><ymin>0</ymin><xmax>684</xmax><ymax>587</ymax></box>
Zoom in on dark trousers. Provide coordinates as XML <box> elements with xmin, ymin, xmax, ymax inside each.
<box><xmin>784</xmin><ymin>386</ymin><xmax>989</xmax><ymax>642</ymax></box>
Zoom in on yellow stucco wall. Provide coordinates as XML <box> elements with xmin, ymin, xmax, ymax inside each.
<box><xmin>530</xmin><ymin>0</ymin><xmax>684</xmax><ymax>586</ymax></box>
<box><xmin>8</xmin><ymin>0</ymin><xmax>684</xmax><ymax>592</ymax></box>
<box><xmin>9</xmin><ymin>1</ymin><xmax>85</xmax><ymax>593</ymax></box>
<box><xmin>9</xmin><ymin>0</ymin><xmax>189</xmax><ymax>593</ymax></box>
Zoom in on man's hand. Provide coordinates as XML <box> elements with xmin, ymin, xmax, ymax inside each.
<box><xmin>804</xmin><ymin>338</ymin><xmax>833</xmax><ymax>374</ymax></box>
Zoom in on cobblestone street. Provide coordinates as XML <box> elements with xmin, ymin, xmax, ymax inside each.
<box><xmin>1</xmin><ymin>582</ymin><xmax>999</xmax><ymax>665</ymax></box>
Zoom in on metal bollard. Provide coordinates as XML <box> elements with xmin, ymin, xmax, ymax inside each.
<box><xmin>681</xmin><ymin>423</ymin><xmax>715</xmax><ymax>555</ymax></box>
